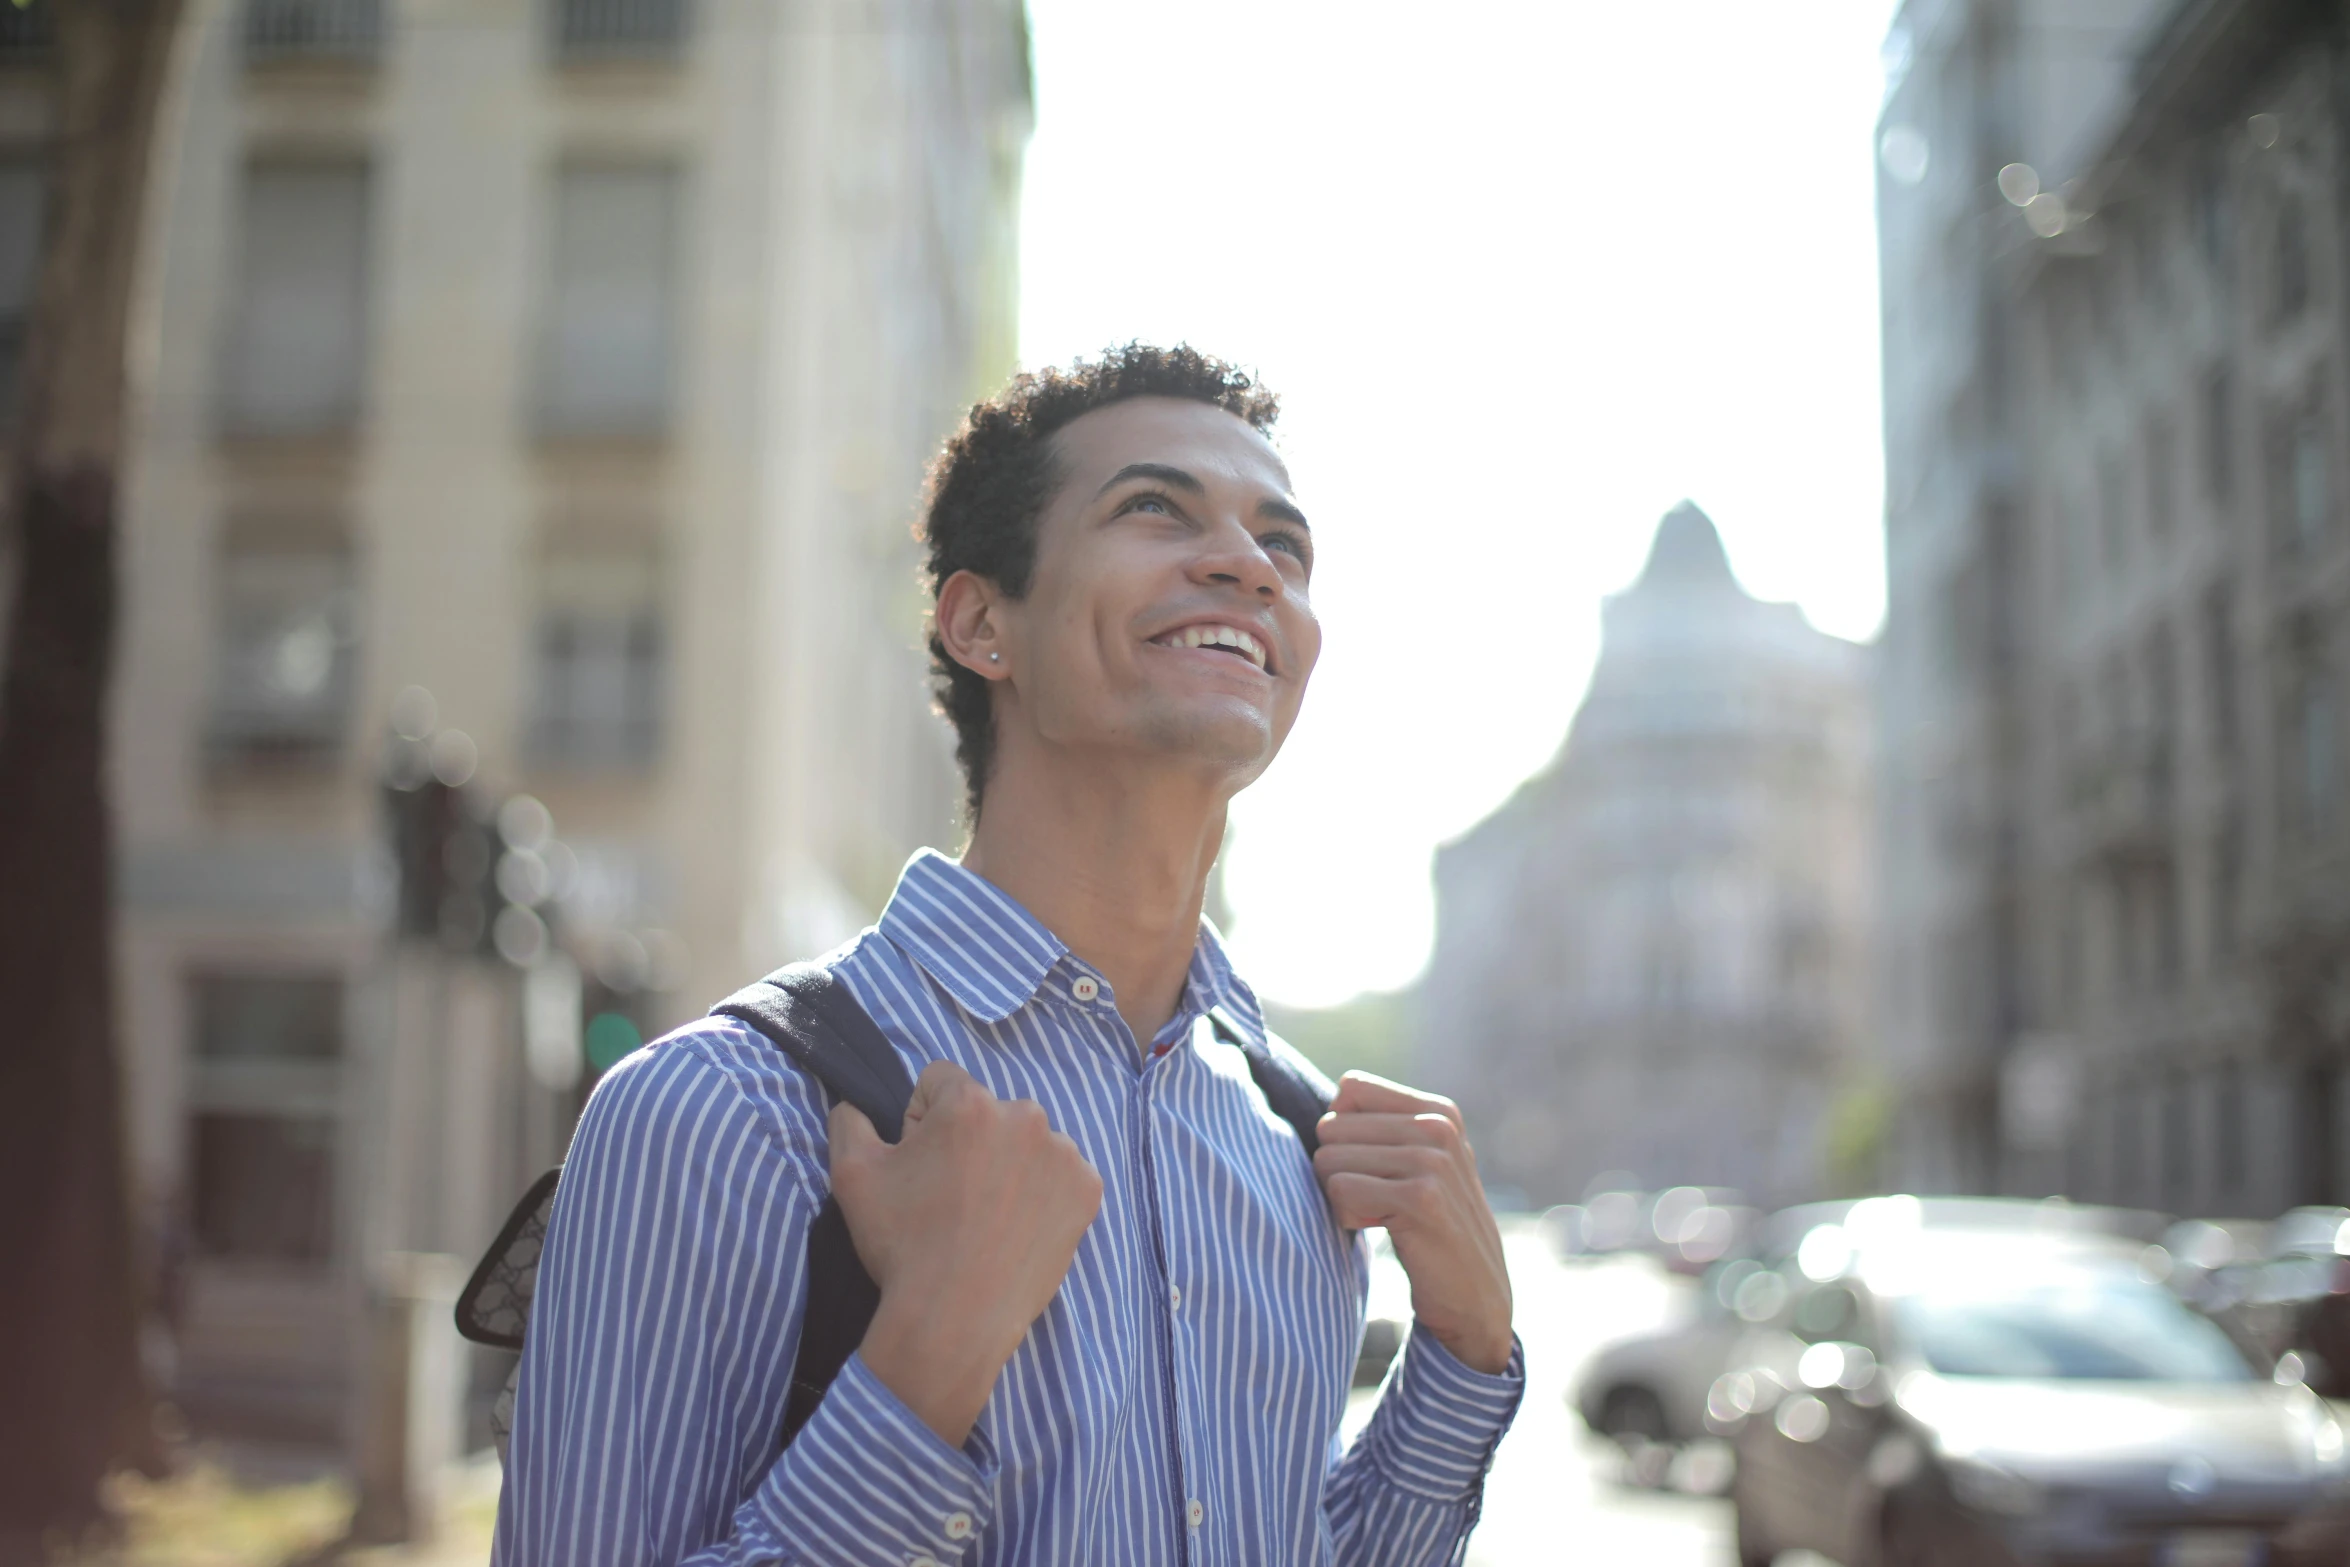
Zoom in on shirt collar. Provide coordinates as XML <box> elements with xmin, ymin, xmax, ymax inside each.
<box><xmin>876</xmin><ymin>849</ymin><xmax>1067</xmax><ymax>1022</ymax></box>
<box><xmin>1183</xmin><ymin>915</ymin><xmax>1265</xmax><ymax>1045</ymax></box>
<box><xmin>874</xmin><ymin>847</ymin><xmax>1265</xmax><ymax>1036</ymax></box>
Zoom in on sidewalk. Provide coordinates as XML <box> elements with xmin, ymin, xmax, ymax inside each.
<box><xmin>72</xmin><ymin>1452</ymin><xmax>496</xmax><ymax>1567</ymax></box>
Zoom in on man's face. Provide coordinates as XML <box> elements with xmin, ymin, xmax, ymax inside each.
<box><xmin>998</xmin><ymin>396</ymin><xmax>1320</xmax><ymax>787</ymax></box>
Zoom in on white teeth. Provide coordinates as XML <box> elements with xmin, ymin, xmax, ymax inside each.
<box><xmin>1158</xmin><ymin>624</ymin><xmax>1268</xmax><ymax>669</ymax></box>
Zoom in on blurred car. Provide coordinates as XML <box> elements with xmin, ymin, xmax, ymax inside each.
<box><xmin>1718</xmin><ymin>1217</ymin><xmax>2350</xmax><ymax>1567</ymax></box>
<box><xmin>2192</xmin><ymin>1208</ymin><xmax>2350</xmax><ymax>1398</ymax></box>
<box><xmin>1547</xmin><ymin>1185</ymin><xmax>1752</xmax><ymax>1273</ymax></box>
<box><xmin>1576</xmin><ymin>1255</ymin><xmax>1764</xmax><ymax>1451</ymax></box>
<box><xmin>1573</xmin><ymin>1196</ymin><xmax>2164</xmax><ymax>1462</ymax></box>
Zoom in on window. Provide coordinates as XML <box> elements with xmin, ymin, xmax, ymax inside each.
<box><xmin>2147</xmin><ymin>861</ymin><xmax>2180</xmax><ymax>990</ymax></box>
<box><xmin>2204</xmin><ymin>581</ymin><xmax>2237</xmax><ymax>750</ymax></box>
<box><xmin>2064</xmin><ymin>484</ymin><xmax>2094</xmax><ymax>600</ymax></box>
<box><xmin>2291</xmin><ymin>417</ymin><xmax>2329</xmax><ymax>549</ymax></box>
<box><xmin>187</xmin><ymin>974</ymin><xmax>343</xmax><ymax>1265</ymax></box>
<box><xmin>207</xmin><ymin>531</ymin><xmax>357</xmax><ymax>761</ymax></box>
<box><xmin>221</xmin><ymin>161</ymin><xmax>370</xmax><ymax>435</ymax></box>
<box><xmin>2270</xmin><ymin>404</ymin><xmax>2331</xmax><ymax>557</ymax></box>
<box><xmin>0</xmin><ymin>0</ymin><xmax>52</xmax><ymax>58</ymax></box>
<box><xmin>552</xmin><ymin>0</ymin><xmax>687</xmax><ymax>60</ymax></box>
<box><xmin>535</xmin><ymin>164</ymin><xmax>679</xmax><ymax>436</ymax></box>
<box><xmin>2216</xmin><ymin>1064</ymin><xmax>2244</xmax><ymax>1193</ymax></box>
<box><xmin>2202</xmin><ymin>367</ymin><xmax>2233</xmax><ymax>504</ymax></box>
<box><xmin>2143</xmin><ymin>410</ymin><xmax>2175</xmax><ymax>543</ymax></box>
<box><xmin>191</xmin><ymin>1115</ymin><xmax>336</xmax><ymax>1262</ymax></box>
<box><xmin>2209</xmin><ymin>819</ymin><xmax>2241</xmax><ymax>963</ymax></box>
<box><xmin>243</xmin><ymin>0</ymin><xmax>382</xmax><ymax>63</ymax></box>
<box><xmin>2163</xmin><ymin>1077</ymin><xmax>2191</xmax><ymax>1209</ymax></box>
<box><xmin>528</xmin><ymin>542</ymin><xmax>664</xmax><ymax>767</ymax></box>
<box><xmin>0</xmin><ymin>159</ymin><xmax>40</xmax><ymax>420</ymax></box>
<box><xmin>2097</xmin><ymin>453</ymin><xmax>2127</xmax><ymax>577</ymax></box>
<box><xmin>2193</xmin><ymin>150</ymin><xmax>2230</xmax><ymax>272</ymax></box>
<box><xmin>196</xmin><ymin>974</ymin><xmax>342</xmax><ymax>1061</ymax></box>
<box><xmin>2275</xmin><ymin>195</ymin><xmax>2310</xmax><ymax>324</ymax></box>
<box><xmin>2289</xmin><ymin>662</ymin><xmax>2339</xmax><ymax>839</ymax></box>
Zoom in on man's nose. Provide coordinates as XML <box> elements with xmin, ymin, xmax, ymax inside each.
<box><xmin>1192</xmin><ymin>516</ymin><xmax>1283</xmax><ymax>598</ymax></box>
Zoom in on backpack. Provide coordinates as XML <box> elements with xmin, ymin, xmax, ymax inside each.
<box><xmin>453</xmin><ymin>961</ymin><xmax>1334</xmax><ymax>1462</ymax></box>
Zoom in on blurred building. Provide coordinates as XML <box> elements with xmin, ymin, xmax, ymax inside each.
<box><xmin>1877</xmin><ymin>0</ymin><xmax>2350</xmax><ymax>1213</ymax></box>
<box><xmin>34</xmin><ymin>0</ymin><xmax>1031</xmax><ymax>1452</ymax></box>
<box><xmin>1873</xmin><ymin>0</ymin><xmax>2172</xmax><ymax>1199</ymax></box>
<box><xmin>1421</xmin><ymin>504</ymin><xmax>1874</xmax><ymax>1210</ymax></box>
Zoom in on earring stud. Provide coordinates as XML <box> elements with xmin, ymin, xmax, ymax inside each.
<box><xmin>988</xmin><ymin>652</ymin><xmax>1001</xmax><ymax>663</ymax></box>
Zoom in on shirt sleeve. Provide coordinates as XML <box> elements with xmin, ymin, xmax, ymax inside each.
<box><xmin>1324</xmin><ymin>1322</ymin><xmax>1527</xmax><ymax>1567</ymax></box>
<box><xmin>491</xmin><ymin>1035</ymin><xmax>1000</xmax><ymax>1567</ymax></box>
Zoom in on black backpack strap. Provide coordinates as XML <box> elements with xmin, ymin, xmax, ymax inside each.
<box><xmin>711</xmin><ymin>962</ymin><xmax>916</xmax><ymax>1449</ymax></box>
<box><xmin>712</xmin><ymin>962</ymin><xmax>916</xmax><ymax>1140</ymax></box>
<box><xmin>1208</xmin><ymin>1004</ymin><xmax>1331</xmax><ymax>1154</ymax></box>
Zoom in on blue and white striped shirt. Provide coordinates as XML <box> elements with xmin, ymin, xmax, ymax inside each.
<box><xmin>495</xmin><ymin>849</ymin><xmax>1523</xmax><ymax>1567</ymax></box>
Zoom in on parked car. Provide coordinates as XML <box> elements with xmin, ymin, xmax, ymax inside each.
<box><xmin>1576</xmin><ymin>1255</ymin><xmax>1763</xmax><ymax>1451</ymax></box>
<box><xmin>1574</xmin><ymin>1196</ymin><xmax>2164</xmax><ymax>1462</ymax></box>
<box><xmin>2197</xmin><ymin>1208</ymin><xmax>2350</xmax><ymax>1398</ymax></box>
<box><xmin>1548</xmin><ymin>1185</ymin><xmax>1752</xmax><ymax>1272</ymax></box>
<box><xmin>1719</xmin><ymin>1219</ymin><xmax>2350</xmax><ymax>1567</ymax></box>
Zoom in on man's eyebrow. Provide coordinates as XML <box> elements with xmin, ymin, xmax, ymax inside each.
<box><xmin>1095</xmin><ymin>462</ymin><xmax>1207</xmax><ymax>499</ymax></box>
<box><xmin>1257</xmin><ymin>497</ymin><xmax>1311</xmax><ymax>532</ymax></box>
<box><xmin>1095</xmin><ymin>461</ymin><xmax>1312</xmax><ymax>531</ymax></box>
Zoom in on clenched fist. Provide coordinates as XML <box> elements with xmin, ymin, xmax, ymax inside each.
<box><xmin>1314</xmin><ymin>1072</ymin><xmax>1515</xmax><ymax>1375</ymax></box>
<box><xmin>831</xmin><ymin>1059</ymin><xmax>1103</xmax><ymax>1444</ymax></box>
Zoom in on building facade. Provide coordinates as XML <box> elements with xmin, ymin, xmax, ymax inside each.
<box><xmin>1420</xmin><ymin>504</ymin><xmax>1873</xmax><ymax>1211</ymax></box>
<box><xmin>1877</xmin><ymin>0</ymin><xmax>2350</xmax><ymax>1213</ymax></box>
<box><xmin>1873</xmin><ymin>0</ymin><xmax>2173</xmax><ymax>1196</ymax></box>
<box><xmin>20</xmin><ymin>0</ymin><xmax>1030</xmax><ymax>1451</ymax></box>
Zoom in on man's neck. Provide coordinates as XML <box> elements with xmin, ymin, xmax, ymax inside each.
<box><xmin>959</xmin><ymin>748</ymin><xmax>1227</xmax><ymax>1047</ymax></box>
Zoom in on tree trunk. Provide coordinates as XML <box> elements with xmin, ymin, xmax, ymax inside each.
<box><xmin>0</xmin><ymin>0</ymin><xmax>187</xmax><ymax>1555</ymax></box>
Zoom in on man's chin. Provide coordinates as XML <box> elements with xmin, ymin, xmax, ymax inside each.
<box><xmin>1132</xmin><ymin>699</ymin><xmax>1285</xmax><ymax>773</ymax></box>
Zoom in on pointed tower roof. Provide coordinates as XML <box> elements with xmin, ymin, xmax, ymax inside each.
<box><xmin>1630</xmin><ymin>500</ymin><xmax>1739</xmax><ymax>594</ymax></box>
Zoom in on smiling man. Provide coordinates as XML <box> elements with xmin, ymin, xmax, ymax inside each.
<box><xmin>496</xmin><ymin>345</ymin><xmax>1523</xmax><ymax>1567</ymax></box>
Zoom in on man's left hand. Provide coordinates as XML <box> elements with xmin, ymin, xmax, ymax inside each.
<box><xmin>1313</xmin><ymin>1072</ymin><xmax>1515</xmax><ymax>1376</ymax></box>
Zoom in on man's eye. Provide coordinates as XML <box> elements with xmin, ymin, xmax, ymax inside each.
<box><xmin>1263</xmin><ymin>531</ymin><xmax>1308</xmax><ymax>561</ymax></box>
<box><xmin>1122</xmin><ymin>492</ymin><xmax>1174</xmax><ymax>515</ymax></box>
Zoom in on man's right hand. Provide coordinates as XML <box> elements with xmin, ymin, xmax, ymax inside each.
<box><xmin>829</xmin><ymin>1059</ymin><xmax>1103</xmax><ymax>1446</ymax></box>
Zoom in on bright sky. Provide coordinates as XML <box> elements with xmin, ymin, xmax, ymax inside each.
<box><xmin>1017</xmin><ymin>1</ymin><xmax>1902</xmax><ymax>1008</ymax></box>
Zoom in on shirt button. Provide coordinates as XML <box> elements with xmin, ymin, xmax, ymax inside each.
<box><xmin>1071</xmin><ymin>976</ymin><xmax>1100</xmax><ymax>1002</ymax></box>
<box><xmin>1169</xmin><ymin>1283</ymin><xmax>1182</xmax><ymax>1308</ymax></box>
<box><xmin>1186</xmin><ymin>1497</ymin><xmax>1206</xmax><ymax>1529</ymax></box>
<box><xmin>943</xmin><ymin>1511</ymin><xmax>974</xmax><ymax>1540</ymax></box>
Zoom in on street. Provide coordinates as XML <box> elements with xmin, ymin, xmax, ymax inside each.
<box><xmin>1352</xmin><ymin>1226</ymin><xmax>1749</xmax><ymax>1567</ymax></box>
<box><xmin>136</xmin><ymin>1225</ymin><xmax>1777</xmax><ymax>1566</ymax></box>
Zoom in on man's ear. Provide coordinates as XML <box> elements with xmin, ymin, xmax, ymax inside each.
<box><xmin>935</xmin><ymin>569</ymin><xmax>1012</xmax><ymax>681</ymax></box>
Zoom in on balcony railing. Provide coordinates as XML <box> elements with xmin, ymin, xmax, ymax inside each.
<box><xmin>553</xmin><ymin>0</ymin><xmax>688</xmax><ymax>61</ymax></box>
<box><xmin>245</xmin><ymin>0</ymin><xmax>382</xmax><ymax>66</ymax></box>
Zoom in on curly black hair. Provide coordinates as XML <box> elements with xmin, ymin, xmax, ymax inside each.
<box><xmin>919</xmin><ymin>343</ymin><xmax>1282</xmax><ymax>823</ymax></box>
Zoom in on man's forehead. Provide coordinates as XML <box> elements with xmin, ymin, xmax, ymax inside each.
<box><xmin>1051</xmin><ymin>396</ymin><xmax>1291</xmax><ymax>491</ymax></box>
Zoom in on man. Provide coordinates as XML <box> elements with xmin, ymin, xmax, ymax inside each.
<box><xmin>496</xmin><ymin>345</ymin><xmax>1523</xmax><ymax>1566</ymax></box>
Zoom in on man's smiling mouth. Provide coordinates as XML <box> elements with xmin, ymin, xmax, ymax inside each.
<box><xmin>1150</xmin><ymin>622</ymin><xmax>1271</xmax><ymax>672</ymax></box>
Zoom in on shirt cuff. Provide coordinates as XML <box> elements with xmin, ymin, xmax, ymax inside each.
<box><xmin>748</xmin><ymin>1352</ymin><xmax>1000</xmax><ymax>1566</ymax></box>
<box><xmin>1358</xmin><ymin>1322</ymin><xmax>1526</xmax><ymax>1501</ymax></box>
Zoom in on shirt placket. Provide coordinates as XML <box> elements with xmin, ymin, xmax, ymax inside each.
<box><xmin>1062</xmin><ymin>963</ymin><xmax>1202</xmax><ymax>1565</ymax></box>
<box><xmin>1134</xmin><ymin>1023</ymin><xmax>1210</xmax><ymax>1567</ymax></box>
